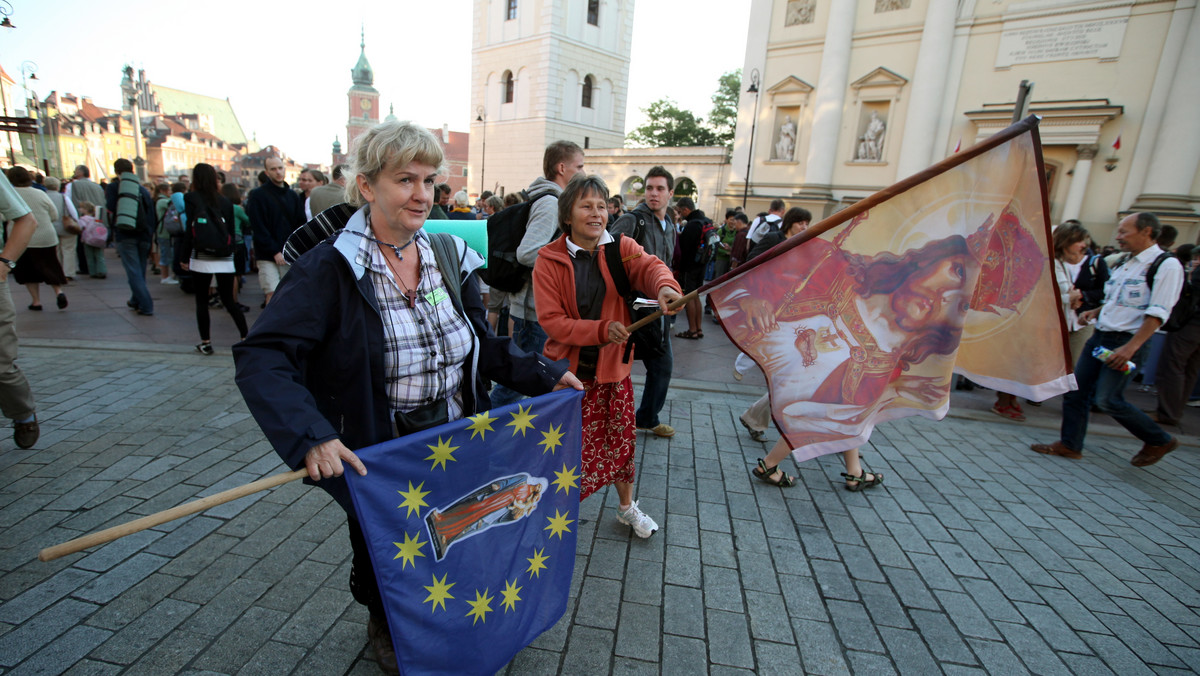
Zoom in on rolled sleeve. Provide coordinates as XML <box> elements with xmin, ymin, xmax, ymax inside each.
<box><xmin>0</xmin><ymin>175</ymin><xmax>31</xmax><ymax>222</ymax></box>
<box><xmin>1146</xmin><ymin>257</ymin><xmax>1185</xmax><ymax>323</ymax></box>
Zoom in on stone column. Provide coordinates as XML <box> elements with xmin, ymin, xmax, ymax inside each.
<box><xmin>1061</xmin><ymin>145</ymin><xmax>1097</xmax><ymax>222</ymax></box>
<box><xmin>1132</xmin><ymin>3</ymin><xmax>1200</xmax><ymax>214</ymax></box>
<box><xmin>896</xmin><ymin>0</ymin><xmax>957</xmax><ymax>179</ymax></box>
<box><xmin>1119</xmin><ymin>1</ymin><xmax>1193</xmax><ymax>209</ymax></box>
<box><xmin>800</xmin><ymin>0</ymin><xmax>856</xmax><ymax>196</ymax></box>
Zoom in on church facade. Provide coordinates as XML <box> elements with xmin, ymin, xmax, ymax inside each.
<box><xmin>723</xmin><ymin>0</ymin><xmax>1199</xmax><ymax>244</ymax></box>
<box><xmin>468</xmin><ymin>0</ymin><xmax>635</xmax><ymax>197</ymax></box>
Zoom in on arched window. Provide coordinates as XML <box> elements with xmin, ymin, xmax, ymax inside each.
<box><xmin>506</xmin><ymin>0</ymin><xmax>517</xmax><ymax>20</ymax></box>
<box><xmin>581</xmin><ymin>75</ymin><xmax>594</xmax><ymax>109</ymax></box>
<box><xmin>587</xmin><ymin>0</ymin><xmax>599</xmax><ymax>25</ymax></box>
<box><xmin>503</xmin><ymin>71</ymin><xmax>515</xmax><ymax>104</ymax></box>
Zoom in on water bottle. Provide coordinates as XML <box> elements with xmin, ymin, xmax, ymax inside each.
<box><xmin>1092</xmin><ymin>346</ymin><xmax>1135</xmax><ymax>374</ymax></box>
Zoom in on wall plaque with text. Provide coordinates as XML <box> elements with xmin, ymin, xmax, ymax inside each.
<box><xmin>996</xmin><ymin>17</ymin><xmax>1128</xmax><ymax>67</ymax></box>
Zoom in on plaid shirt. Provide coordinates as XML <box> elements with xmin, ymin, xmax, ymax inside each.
<box><xmin>356</xmin><ymin>227</ymin><xmax>474</xmax><ymax>423</ymax></box>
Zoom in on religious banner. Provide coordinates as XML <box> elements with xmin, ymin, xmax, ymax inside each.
<box><xmin>709</xmin><ymin>117</ymin><xmax>1073</xmax><ymax>461</ymax></box>
<box><xmin>345</xmin><ymin>389</ymin><xmax>584</xmax><ymax>675</ymax></box>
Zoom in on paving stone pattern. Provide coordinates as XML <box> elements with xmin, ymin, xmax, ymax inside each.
<box><xmin>1</xmin><ymin>346</ymin><xmax>1198</xmax><ymax>674</ymax></box>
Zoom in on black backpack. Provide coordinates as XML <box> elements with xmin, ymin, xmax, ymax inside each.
<box><xmin>481</xmin><ymin>193</ymin><xmax>553</xmax><ymax>293</ymax></box>
<box><xmin>1146</xmin><ymin>252</ymin><xmax>1198</xmax><ymax>332</ymax></box>
<box><xmin>603</xmin><ymin>233</ymin><xmax>667</xmax><ymax>363</ymax></box>
<box><xmin>191</xmin><ymin>199</ymin><xmax>234</xmax><ymax>257</ymax></box>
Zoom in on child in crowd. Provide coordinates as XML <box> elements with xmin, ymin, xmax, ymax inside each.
<box><xmin>77</xmin><ymin>202</ymin><xmax>108</xmax><ymax>279</ymax></box>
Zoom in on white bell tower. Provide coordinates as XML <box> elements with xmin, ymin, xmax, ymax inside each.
<box><xmin>469</xmin><ymin>0</ymin><xmax>635</xmax><ymax>197</ymax></box>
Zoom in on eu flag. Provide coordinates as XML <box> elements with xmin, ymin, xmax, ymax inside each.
<box><xmin>345</xmin><ymin>389</ymin><xmax>584</xmax><ymax>675</ymax></box>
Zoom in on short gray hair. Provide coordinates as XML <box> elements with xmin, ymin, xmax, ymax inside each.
<box><xmin>44</xmin><ymin>176</ymin><xmax>61</xmax><ymax>191</ymax></box>
<box><xmin>557</xmin><ymin>174</ymin><xmax>610</xmax><ymax>235</ymax></box>
<box><xmin>1134</xmin><ymin>212</ymin><xmax>1162</xmax><ymax>239</ymax></box>
<box><xmin>345</xmin><ymin>120</ymin><xmax>446</xmax><ymax>207</ymax></box>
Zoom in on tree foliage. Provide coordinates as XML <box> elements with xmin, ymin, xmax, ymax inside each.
<box><xmin>707</xmin><ymin>69</ymin><xmax>741</xmax><ymax>149</ymax></box>
<box><xmin>625</xmin><ymin>70</ymin><xmax>742</xmax><ymax>149</ymax></box>
<box><xmin>626</xmin><ymin>98</ymin><xmax>717</xmax><ymax>148</ymax></box>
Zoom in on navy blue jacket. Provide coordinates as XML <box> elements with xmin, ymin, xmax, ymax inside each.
<box><xmin>233</xmin><ymin>212</ymin><xmax>567</xmax><ymax>511</ymax></box>
<box><xmin>246</xmin><ymin>181</ymin><xmax>305</xmax><ymax>260</ymax></box>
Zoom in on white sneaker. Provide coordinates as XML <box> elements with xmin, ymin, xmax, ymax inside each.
<box><xmin>161</xmin><ymin>277</ymin><xmax>179</xmax><ymax>285</ymax></box>
<box><xmin>616</xmin><ymin>501</ymin><xmax>658</xmax><ymax>538</ymax></box>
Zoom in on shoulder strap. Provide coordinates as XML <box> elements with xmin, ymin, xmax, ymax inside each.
<box><xmin>1145</xmin><ymin>252</ymin><xmax>1173</xmax><ymax>292</ymax></box>
<box><xmin>428</xmin><ymin>232</ymin><xmax>464</xmax><ymax>311</ymax></box>
<box><xmin>603</xmin><ymin>233</ymin><xmax>634</xmax><ymax>299</ymax></box>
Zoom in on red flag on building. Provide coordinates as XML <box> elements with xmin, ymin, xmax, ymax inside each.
<box><xmin>1112</xmin><ymin>135</ymin><xmax>1121</xmax><ymax>151</ymax></box>
<box><xmin>707</xmin><ymin>117</ymin><xmax>1074</xmax><ymax>461</ymax></box>
<box><xmin>953</xmin><ymin>137</ymin><xmax>961</xmax><ymax>153</ymax></box>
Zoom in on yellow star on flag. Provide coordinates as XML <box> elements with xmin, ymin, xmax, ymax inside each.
<box><xmin>465</xmin><ymin>410</ymin><xmax>498</xmax><ymax>440</ymax></box>
<box><xmin>500</xmin><ymin>578</ymin><xmax>523</xmax><ymax>612</ymax></box>
<box><xmin>526</xmin><ymin>547</ymin><xmax>549</xmax><ymax>579</ymax></box>
<box><xmin>506</xmin><ymin>404</ymin><xmax>538</xmax><ymax>437</ymax></box>
<box><xmin>465</xmin><ymin>588</ymin><xmax>494</xmax><ymax>625</ymax></box>
<box><xmin>544</xmin><ymin>509</ymin><xmax>574</xmax><ymax>540</ymax></box>
<box><xmin>425</xmin><ymin>435</ymin><xmax>460</xmax><ymax>471</ymax></box>
<box><xmin>396</xmin><ymin>481</ymin><xmax>430</xmax><ymax>518</ymax></box>
<box><xmin>393</xmin><ymin>531</ymin><xmax>427</xmax><ymax>569</ymax></box>
<box><xmin>552</xmin><ymin>463</ymin><xmax>580</xmax><ymax>495</ymax></box>
<box><xmin>538</xmin><ymin>423</ymin><xmax>565</xmax><ymax>454</ymax></box>
<box><xmin>423</xmin><ymin>572</ymin><xmax>455</xmax><ymax>612</ymax></box>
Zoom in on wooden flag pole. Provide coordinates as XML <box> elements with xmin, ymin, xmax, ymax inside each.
<box><xmin>38</xmin><ymin>468</ymin><xmax>308</xmax><ymax>562</ymax></box>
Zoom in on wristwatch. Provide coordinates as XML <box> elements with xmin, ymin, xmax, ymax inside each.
<box><xmin>0</xmin><ymin>257</ymin><xmax>14</xmax><ymax>270</ymax></box>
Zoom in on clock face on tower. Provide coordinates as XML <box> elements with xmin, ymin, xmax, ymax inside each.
<box><xmin>360</xmin><ymin>99</ymin><xmax>372</xmax><ymax>111</ymax></box>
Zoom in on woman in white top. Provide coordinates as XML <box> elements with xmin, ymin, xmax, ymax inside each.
<box><xmin>1053</xmin><ymin>222</ymin><xmax>1108</xmax><ymax>366</ymax></box>
<box><xmin>7</xmin><ymin>167</ymin><xmax>67</xmax><ymax>311</ymax></box>
<box><xmin>181</xmin><ymin>163</ymin><xmax>247</xmax><ymax>354</ymax></box>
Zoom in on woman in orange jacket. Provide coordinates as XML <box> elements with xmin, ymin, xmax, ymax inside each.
<box><xmin>533</xmin><ymin>174</ymin><xmax>682</xmax><ymax>538</ymax></box>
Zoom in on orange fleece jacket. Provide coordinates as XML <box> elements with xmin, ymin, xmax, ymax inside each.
<box><xmin>533</xmin><ymin>234</ymin><xmax>681</xmax><ymax>384</ymax></box>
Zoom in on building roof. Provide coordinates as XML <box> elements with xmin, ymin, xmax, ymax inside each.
<box><xmin>149</xmin><ymin>83</ymin><xmax>250</xmax><ymax>148</ymax></box>
<box><xmin>0</xmin><ymin>64</ymin><xmax>14</xmax><ymax>85</ymax></box>
<box><xmin>79</xmin><ymin>100</ymin><xmax>118</xmax><ymax>123</ymax></box>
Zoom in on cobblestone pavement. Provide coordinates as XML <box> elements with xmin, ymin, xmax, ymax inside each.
<box><xmin>0</xmin><ymin>341</ymin><xmax>1197</xmax><ymax>675</ymax></box>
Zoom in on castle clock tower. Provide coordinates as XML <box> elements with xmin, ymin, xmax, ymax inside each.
<box><xmin>346</xmin><ymin>30</ymin><xmax>380</xmax><ymax>154</ymax></box>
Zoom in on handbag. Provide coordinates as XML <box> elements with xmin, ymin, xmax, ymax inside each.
<box><xmin>394</xmin><ymin>398</ymin><xmax>449</xmax><ymax>436</ymax></box>
<box><xmin>603</xmin><ymin>234</ymin><xmax>667</xmax><ymax>363</ymax></box>
<box><xmin>62</xmin><ymin>212</ymin><xmax>82</xmax><ymax>236</ymax></box>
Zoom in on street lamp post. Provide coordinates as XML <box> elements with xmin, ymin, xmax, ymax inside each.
<box><xmin>741</xmin><ymin>69</ymin><xmax>760</xmax><ymax>210</ymax></box>
<box><xmin>476</xmin><ymin>106</ymin><xmax>486</xmax><ymax>196</ymax></box>
<box><xmin>20</xmin><ymin>61</ymin><xmax>45</xmax><ymax>172</ymax></box>
<box><xmin>120</xmin><ymin>65</ymin><xmax>146</xmax><ymax>181</ymax></box>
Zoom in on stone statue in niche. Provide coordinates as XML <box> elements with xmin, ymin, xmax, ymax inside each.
<box><xmin>785</xmin><ymin>0</ymin><xmax>815</xmax><ymax>26</ymax></box>
<box><xmin>774</xmin><ymin>116</ymin><xmax>797</xmax><ymax>161</ymax></box>
<box><xmin>854</xmin><ymin>111</ymin><xmax>887</xmax><ymax>161</ymax></box>
<box><xmin>875</xmin><ymin>0</ymin><xmax>911</xmax><ymax>12</ymax></box>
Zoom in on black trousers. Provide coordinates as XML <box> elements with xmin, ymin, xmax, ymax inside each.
<box><xmin>192</xmin><ymin>271</ymin><xmax>247</xmax><ymax>341</ymax></box>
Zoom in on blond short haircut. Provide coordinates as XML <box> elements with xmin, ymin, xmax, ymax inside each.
<box><xmin>345</xmin><ymin>120</ymin><xmax>446</xmax><ymax>207</ymax></box>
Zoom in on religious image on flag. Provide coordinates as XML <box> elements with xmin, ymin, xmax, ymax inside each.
<box><xmin>708</xmin><ymin>117</ymin><xmax>1074</xmax><ymax>461</ymax></box>
<box><xmin>344</xmin><ymin>389</ymin><xmax>585</xmax><ymax>675</ymax></box>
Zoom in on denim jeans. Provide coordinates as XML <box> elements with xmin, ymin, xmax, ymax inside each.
<box><xmin>1061</xmin><ymin>330</ymin><xmax>1171</xmax><ymax>451</ymax></box>
<box><xmin>636</xmin><ymin>317</ymin><xmax>673</xmax><ymax>428</ymax></box>
<box><xmin>116</xmin><ymin>238</ymin><xmax>153</xmax><ymax>314</ymax></box>
<box><xmin>490</xmin><ymin>317</ymin><xmax>548</xmax><ymax>407</ymax></box>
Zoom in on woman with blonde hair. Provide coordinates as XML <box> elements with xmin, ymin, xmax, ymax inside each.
<box><xmin>234</xmin><ymin>120</ymin><xmax>580</xmax><ymax>674</ymax></box>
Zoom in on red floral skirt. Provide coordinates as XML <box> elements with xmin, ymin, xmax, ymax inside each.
<box><xmin>579</xmin><ymin>376</ymin><xmax>636</xmax><ymax>500</ymax></box>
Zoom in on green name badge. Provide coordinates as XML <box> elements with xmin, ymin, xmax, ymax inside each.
<box><xmin>425</xmin><ymin>288</ymin><xmax>450</xmax><ymax>305</ymax></box>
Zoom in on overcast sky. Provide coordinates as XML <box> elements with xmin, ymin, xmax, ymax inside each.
<box><xmin>3</xmin><ymin>0</ymin><xmax>749</xmax><ymax>166</ymax></box>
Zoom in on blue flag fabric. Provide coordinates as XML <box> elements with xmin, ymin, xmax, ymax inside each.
<box><xmin>345</xmin><ymin>389</ymin><xmax>584</xmax><ymax>676</ymax></box>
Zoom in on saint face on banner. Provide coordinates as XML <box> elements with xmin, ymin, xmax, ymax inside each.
<box><xmin>710</xmin><ymin>130</ymin><xmax>1066</xmax><ymax>461</ymax></box>
<box><xmin>425</xmin><ymin>474</ymin><xmax>549</xmax><ymax>561</ymax></box>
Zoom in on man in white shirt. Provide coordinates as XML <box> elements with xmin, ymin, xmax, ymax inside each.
<box><xmin>1032</xmin><ymin>213</ymin><xmax>1184</xmax><ymax>466</ymax></box>
<box><xmin>746</xmin><ymin>199</ymin><xmax>785</xmax><ymax>245</ymax></box>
